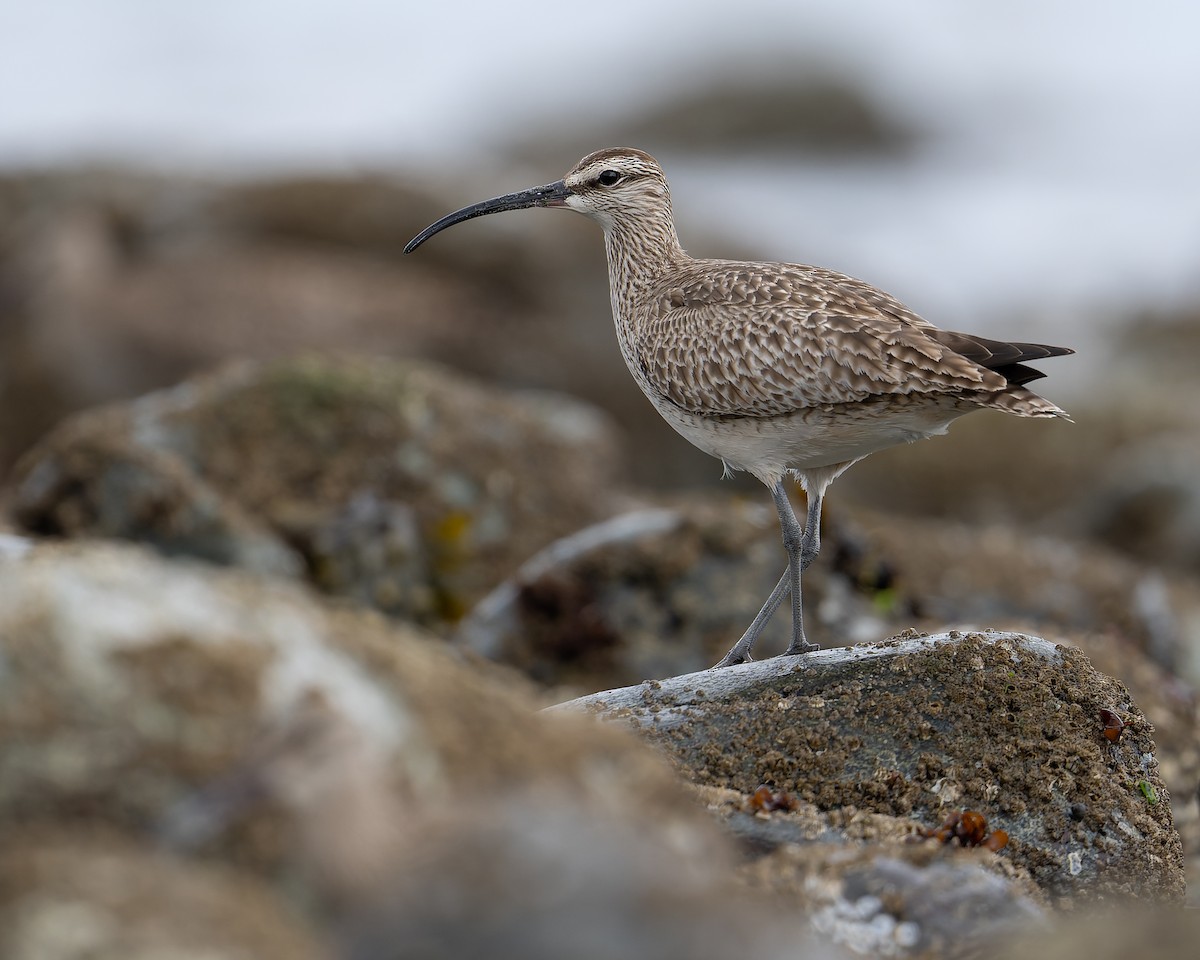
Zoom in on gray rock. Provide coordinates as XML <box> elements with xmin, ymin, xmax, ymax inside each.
<box><xmin>765</xmin><ymin>844</ymin><xmax>1045</xmax><ymax>959</ymax></box>
<box><xmin>340</xmin><ymin>791</ymin><xmax>839</xmax><ymax>960</ymax></box>
<box><xmin>0</xmin><ymin>834</ymin><xmax>327</xmax><ymax>960</ymax></box>
<box><xmin>467</xmin><ymin>489</ymin><xmax>1200</xmax><ymax>698</ymax></box>
<box><xmin>690</xmin><ymin>784</ymin><xmax>1048</xmax><ymax>959</ymax></box>
<box><xmin>0</xmin><ymin>539</ymin><xmax>830</xmax><ymax>958</ymax></box>
<box><xmin>985</xmin><ymin>905</ymin><xmax>1200</xmax><ymax>960</ymax></box>
<box><xmin>8</xmin><ymin>356</ymin><xmax>626</xmax><ymax>627</ymax></box>
<box><xmin>552</xmin><ymin>631</ymin><xmax>1186</xmax><ymax>905</ymax></box>
<box><xmin>455</xmin><ymin>498</ymin><xmax>895</xmax><ymax>689</ymax></box>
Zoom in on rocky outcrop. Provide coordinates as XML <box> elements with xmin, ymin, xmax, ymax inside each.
<box><xmin>9</xmin><ymin>356</ymin><xmax>625</xmax><ymax>627</ymax></box>
<box><xmin>0</xmin><ymin>539</ymin><xmax>830</xmax><ymax>959</ymax></box>
<box><xmin>554</xmin><ymin>631</ymin><xmax>1185</xmax><ymax>906</ymax></box>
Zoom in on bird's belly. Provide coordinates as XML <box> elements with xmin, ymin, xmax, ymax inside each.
<box><xmin>654</xmin><ymin>399</ymin><xmax>967</xmax><ymax>484</ymax></box>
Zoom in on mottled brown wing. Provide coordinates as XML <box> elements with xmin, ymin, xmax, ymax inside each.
<box><xmin>634</xmin><ymin>261</ymin><xmax>1004</xmax><ymax>418</ymax></box>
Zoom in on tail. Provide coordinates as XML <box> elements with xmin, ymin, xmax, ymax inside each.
<box><xmin>986</xmin><ymin>385</ymin><xmax>1072</xmax><ymax>421</ymax></box>
<box><xmin>931</xmin><ymin>330</ymin><xmax>1074</xmax><ymax>421</ymax></box>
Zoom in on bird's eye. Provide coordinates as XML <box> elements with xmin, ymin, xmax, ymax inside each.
<box><xmin>596</xmin><ymin>170</ymin><xmax>622</xmax><ymax>186</ymax></box>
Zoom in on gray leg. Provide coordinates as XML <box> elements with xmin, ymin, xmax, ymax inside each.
<box><xmin>799</xmin><ymin>489</ymin><xmax>823</xmax><ymax>571</ymax></box>
<box><xmin>714</xmin><ymin>567</ymin><xmax>790</xmax><ymax>667</ymax></box>
<box><xmin>782</xmin><ymin>486</ymin><xmax>823</xmax><ymax>656</ymax></box>
<box><xmin>772</xmin><ymin>480</ymin><xmax>820</xmax><ymax>662</ymax></box>
<box><xmin>714</xmin><ymin>485</ymin><xmax>824</xmax><ymax>666</ymax></box>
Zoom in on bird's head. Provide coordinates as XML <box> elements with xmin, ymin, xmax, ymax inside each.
<box><xmin>404</xmin><ymin>147</ymin><xmax>672</xmax><ymax>253</ymax></box>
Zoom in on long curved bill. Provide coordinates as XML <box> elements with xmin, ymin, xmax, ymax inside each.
<box><xmin>404</xmin><ymin>180</ymin><xmax>570</xmax><ymax>254</ymax></box>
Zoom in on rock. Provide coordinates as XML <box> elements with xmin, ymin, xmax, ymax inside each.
<box><xmin>0</xmin><ymin>538</ymin><xmax>429</xmax><ymax>891</ymax></box>
<box><xmin>984</xmin><ymin>905</ymin><xmax>1200</xmax><ymax>960</ymax></box>
<box><xmin>749</xmin><ymin>842</ymin><xmax>1045</xmax><ymax>959</ymax></box>
<box><xmin>1081</xmin><ymin>428</ymin><xmax>1200</xmax><ymax>570</ymax></box>
<box><xmin>454</xmin><ymin>491</ymin><xmax>1200</xmax><ymax>899</ymax></box>
<box><xmin>0</xmin><ymin>539</ymin><xmax>831</xmax><ymax>958</ymax></box>
<box><xmin>552</xmin><ymin>631</ymin><xmax>1186</xmax><ymax>905</ymax></box>
<box><xmin>841</xmin><ymin>508</ymin><xmax>1200</xmax><ymax>685</ymax></box>
<box><xmin>454</xmin><ymin>497</ymin><xmax>903</xmax><ymax>691</ymax></box>
<box><xmin>9</xmin><ymin>356</ymin><xmax>625</xmax><ymax>627</ymax></box>
<box><xmin>339</xmin><ymin>790</ymin><xmax>838</xmax><ymax>960</ymax></box>
<box><xmin>0</xmin><ymin>168</ymin><xmax>584</xmax><ymax>475</ymax></box>
<box><xmin>0</xmin><ymin>539</ymin><xmax>679</xmax><ymax>869</ymax></box>
<box><xmin>689</xmin><ymin>784</ymin><xmax>1048</xmax><ymax>959</ymax></box>
<box><xmin>461</xmin><ymin>487</ymin><xmax>1200</xmax><ymax>694</ymax></box>
<box><xmin>0</xmin><ymin>533</ymin><xmax>31</xmax><ymax>558</ymax></box>
<box><xmin>504</xmin><ymin>68</ymin><xmax>919</xmax><ymax>165</ymax></box>
<box><xmin>0</xmin><ymin>832</ymin><xmax>326</xmax><ymax>960</ymax></box>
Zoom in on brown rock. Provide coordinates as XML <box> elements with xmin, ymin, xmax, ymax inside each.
<box><xmin>986</xmin><ymin>906</ymin><xmax>1200</xmax><ymax>960</ymax></box>
<box><xmin>9</xmin><ymin>356</ymin><xmax>625</xmax><ymax>626</ymax></box>
<box><xmin>0</xmin><ymin>538</ymin><xmax>833</xmax><ymax>958</ymax></box>
<box><xmin>0</xmin><ymin>832</ymin><xmax>327</xmax><ymax>960</ymax></box>
<box><xmin>553</xmin><ymin>631</ymin><xmax>1186</xmax><ymax>905</ymax></box>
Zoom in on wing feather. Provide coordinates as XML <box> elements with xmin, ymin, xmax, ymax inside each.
<box><xmin>634</xmin><ymin>260</ymin><xmax>1004</xmax><ymax>418</ymax></box>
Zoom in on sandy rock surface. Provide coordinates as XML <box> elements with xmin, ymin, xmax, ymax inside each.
<box><xmin>554</xmin><ymin>631</ymin><xmax>1185</xmax><ymax>906</ymax></box>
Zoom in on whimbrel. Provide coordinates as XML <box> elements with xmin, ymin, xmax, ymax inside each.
<box><xmin>405</xmin><ymin>148</ymin><xmax>1073</xmax><ymax>666</ymax></box>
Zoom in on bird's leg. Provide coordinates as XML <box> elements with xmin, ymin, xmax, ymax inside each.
<box><xmin>713</xmin><ymin>567</ymin><xmax>790</xmax><ymax>667</ymax></box>
<box><xmin>714</xmin><ymin>484</ymin><xmax>823</xmax><ymax>667</ymax></box>
<box><xmin>772</xmin><ymin>481</ymin><xmax>820</xmax><ymax>657</ymax></box>
<box><xmin>784</xmin><ymin>487</ymin><xmax>823</xmax><ymax>656</ymax></box>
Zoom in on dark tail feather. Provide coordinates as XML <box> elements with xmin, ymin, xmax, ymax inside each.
<box><xmin>993</xmin><ymin>362</ymin><xmax>1046</xmax><ymax>386</ymax></box>
<box><xmin>929</xmin><ymin>330</ymin><xmax>1074</xmax><ymax>385</ymax></box>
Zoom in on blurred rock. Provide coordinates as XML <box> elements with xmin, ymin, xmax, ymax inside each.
<box><xmin>456</xmin><ymin>496</ymin><xmax>918</xmax><ymax>691</ymax></box>
<box><xmin>835</xmin><ymin>410</ymin><xmax>1092</xmax><ymax>529</ymax></box>
<box><xmin>340</xmin><ymin>790</ymin><xmax>836</xmax><ymax>960</ymax></box>
<box><xmin>0</xmin><ymin>538</ymin><xmax>430</xmax><ymax>888</ymax></box>
<box><xmin>1110</xmin><ymin>305</ymin><xmax>1200</xmax><ymax>409</ymax></box>
<box><xmin>843</xmin><ymin>507</ymin><xmax>1200</xmax><ymax>685</ymax></box>
<box><xmin>0</xmin><ymin>165</ymin><xmax>704</xmax><ymax>491</ymax></box>
<box><xmin>9</xmin><ymin>355</ymin><xmax>626</xmax><ymax>626</ymax></box>
<box><xmin>0</xmin><ymin>832</ymin><xmax>327</xmax><ymax>960</ymax></box>
<box><xmin>554</xmin><ymin>631</ymin><xmax>1186</xmax><ymax>905</ymax></box>
<box><xmin>0</xmin><ymin>169</ymin><xmax>502</xmax><ymax>468</ymax></box>
<box><xmin>688</xmin><ymin>784</ymin><xmax>1048</xmax><ymax>958</ymax></box>
<box><xmin>984</xmin><ymin>905</ymin><xmax>1200</xmax><ymax>960</ymax></box>
<box><xmin>504</xmin><ymin>66</ymin><xmax>920</xmax><ymax>168</ymax></box>
<box><xmin>749</xmin><ymin>841</ymin><xmax>1045</xmax><ymax>959</ymax></box>
<box><xmin>0</xmin><ymin>539</ymin><xmax>835</xmax><ymax>957</ymax></box>
<box><xmin>454</xmin><ymin>490</ymin><xmax>1200</xmax><ymax>690</ymax></box>
<box><xmin>1080</xmin><ymin>428</ymin><xmax>1200</xmax><ymax>569</ymax></box>
<box><xmin>835</xmin><ymin>307</ymin><xmax>1200</xmax><ymax>576</ymax></box>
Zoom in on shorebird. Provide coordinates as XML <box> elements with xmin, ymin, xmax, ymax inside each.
<box><xmin>404</xmin><ymin>148</ymin><xmax>1073</xmax><ymax>666</ymax></box>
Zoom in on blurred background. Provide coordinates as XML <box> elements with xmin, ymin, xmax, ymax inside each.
<box><xmin>5</xmin><ymin>4</ymin><xmax>1200</xmax><ymax>936</ymax></box>
<box><xmin>2</xmin><ymin>0</ymin><xmax>1199</xmax><ymax>549</ymax></box>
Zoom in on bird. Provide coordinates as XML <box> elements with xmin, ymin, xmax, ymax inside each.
<box><xmin>404</xmin><ymin>148</ymin><xmax>1073</xmax><ymax>667</ymax></box>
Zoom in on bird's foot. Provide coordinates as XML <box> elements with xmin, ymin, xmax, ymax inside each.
<box><xmin>782</xmin><ymin>639</ymin><xmax>820</xmax><ymax>656</ymax></box>
<box><xmin>714</xmin><ymin>648</ymin><xmax>754</xmax><ymax>668</ymax></box>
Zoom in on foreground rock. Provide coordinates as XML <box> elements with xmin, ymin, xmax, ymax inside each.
<box><xmin>554</xmin><ymin>631</ymin><xmax>1185</xmax><ymax>905</ymax></box>
<box><xmin>0</xmin><ymin>538</ymin><xmax>837</xmax><ymax>959</ymax></box>
<box><xmin>987</xmin><ymin>905</ymin><xmax>1200</xmax><ymax>960</ymax></box>
<box><xmin>9</xmin><ymin>356</ymin><xmax>625</xmax><ymax>627</ymax></box>
<box><xmin>0</xmin><ymin>833</ymin><xmax>327</xmax><ymax>960</ymax></box>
